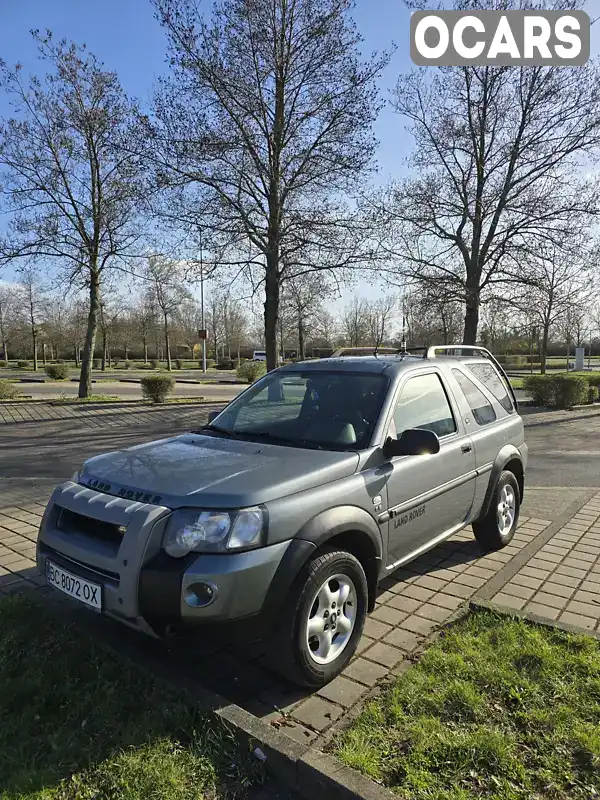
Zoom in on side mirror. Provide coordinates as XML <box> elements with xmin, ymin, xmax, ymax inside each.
<box><xmin>208</xmin><ymin>410</ymin><xmax>220</xmax><ymax>423</ymax></box>
<box><xmin>383</xmin><ymin>428</ymin><xmax>440</xmax><ymax>459</ymax></box>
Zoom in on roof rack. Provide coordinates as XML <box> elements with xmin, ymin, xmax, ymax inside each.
<box><xmin>426</xmin><ymin>345</ymin><xmax>518</xmax><ymax>408</ymax></box>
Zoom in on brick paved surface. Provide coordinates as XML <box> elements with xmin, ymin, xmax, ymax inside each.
<box><xmin>491</xmin><ymin>495</ymin><xmax>600</xmax><ymax>631</ymax></box>
<box><xmin>0</xmin><ymin>400</ymin><xmax>214</xmax><ymax>428</ymax></box>
<box><xmin>0</xmin><ymin>493</ymin><xmax>554</xmax><ymax>746</ymax></box>
<box><xmin>1</xmin><ymin>402</ymin><xmax>600</xmax><ymax>751</ymax></box>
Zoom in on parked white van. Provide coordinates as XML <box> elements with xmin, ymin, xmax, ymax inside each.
<box><xmin>253</xmin><ymin>351</ymin><xmax>267</xmax><ymax>362</ymax></box>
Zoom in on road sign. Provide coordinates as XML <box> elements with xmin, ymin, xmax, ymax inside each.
<box><xmin>198</xmin><ymin>329</ymin><xmax>207</xmax><ymax>340</ymax></box>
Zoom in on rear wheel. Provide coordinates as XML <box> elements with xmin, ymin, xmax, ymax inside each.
<box><xmin>270</xmin><ymin>549</ymin><xmax>367</xmax><ymax>687</ymax></box>
<box><xmin>473</xmin><ymin>470</ymin><xmax>520</xmax><ymax>551</ymax></box>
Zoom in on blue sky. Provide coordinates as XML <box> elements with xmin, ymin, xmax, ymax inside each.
<box><xmin>0</xmin><ymin>0</ymin><xmax>415</xmax><ymax>181</ymax></box>
<box><xmin>0</xmin><ymin>0</ymin><xmax>416</xmax><ymax>308</ymax></box>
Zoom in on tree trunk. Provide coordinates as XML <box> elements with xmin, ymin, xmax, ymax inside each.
<box><xmin>74</xmin><ymin>344</ymin><xmax>79</xmax><ymax>366</ymax></box>
<box><xmin>143</xmin><ymin>340</ymin><xmax>148</xmax><ymax>363</ymax></box>
<box><xmin>42</xmin><ymin>342</ymin><xmax>47</xmax><ymax>365</ymax></box>
<box><xmin>125</xmin><ymin>345</ymin><xmax>129</xmax><ymax>361</ymax></box>
<box><xmin>264</xmin><ymin>256</ymin><xmax>280</xmax><ymax>372</ymax></box>
<box><xmin>2</xmin><ymin>340</ymin><xmax>8</xmax><ymax>363</ymax></box>
<box><xmin>463</xmin><ymin>284</ymin><xmax>480</xmax><ymax>345</ymax></box>
<box><xmin>298</xmin><ymin>316</ymin><xmax>305</xmax><ymax>360</ymax></box>
<box><xmin>164</xmin><ymin>313</ymin><xmax>172</xmax><ymax>371</ymax></box>
<box><xmin>32</xmin><ymin>330</ymin><xmax>38</xmax><ymax>371</ymax></box>
<box><xmin>78</xmin><ymin>269</ymin><xmax>100</xmax><ymax>398</ymax></box>
<box><xmin>540</xmin><ymin>322</ymin><xmax>550</xmax><ymax>375</ymax></box>
<box><xmin>101</xmin><ymin>331</ymin><xmax>107</xmax><ymax>371</ymax></box>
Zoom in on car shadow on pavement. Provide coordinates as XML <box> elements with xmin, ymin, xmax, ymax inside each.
<box><xmin>2</xmin><ymin>532</ymin><xmax>487</xmax><ymax>743</ymax></box>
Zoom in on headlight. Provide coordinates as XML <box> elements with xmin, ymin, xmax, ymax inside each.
<box><xmin>163</xmin><ymin>507</ymin><xmax>265</xmax><ymax>557</ymax></box>
<box><xmin>70</xmin><ymin>469</ymin><xmax>81</xmax><ymax>483</ymax></box>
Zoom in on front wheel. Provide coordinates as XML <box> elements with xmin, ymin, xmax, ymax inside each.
<box><xmin>270</xmin><ymin>549</ymin><xmax>368</xmax><ymax>688</ymax></box>
<box><xmin>473</xmin><ymin>470</ymin><xmax>520</xmax><ymax>551</ymax></box>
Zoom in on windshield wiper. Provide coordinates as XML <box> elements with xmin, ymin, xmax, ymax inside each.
<box><xmin>192</xmin><ymin>423</ymin><xmax>237</xmax><ymax>437</ymax></box>
<box><xmin>242</xmin><ymin>431</ymin><xmax>324</xmax><ymax>449</ymax></box>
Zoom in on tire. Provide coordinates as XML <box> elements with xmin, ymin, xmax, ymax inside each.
<box><xmin>473</xmin><ymin>470</ymin><xmax>520</xmax><ymax>551</ymax></box>
<box><xmin>269</xmin><ymin>548</ymin><xmax>368</xmax><ymax>688</ymax></box>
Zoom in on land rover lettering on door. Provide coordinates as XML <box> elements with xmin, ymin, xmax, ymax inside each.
<box><xmin>37</xmin><ymin>345</ymin><xmax>527</xmax><ymax>688</ymax></box>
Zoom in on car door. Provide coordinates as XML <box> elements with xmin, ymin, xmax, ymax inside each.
<box><xmin>383</xmin><ymin>370</ymin><xmax>476</xmax><ymax>569</ymax></box>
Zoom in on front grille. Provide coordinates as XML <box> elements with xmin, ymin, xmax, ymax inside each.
<box><xmin>56</xmin><ymin>507</ymin><xmax>126</xmax><ymax>547</ymax></box>
<box><xmin>43</xmin><ymin>543</ymin><xmax>120</xmax><ymax>583</ymax></box>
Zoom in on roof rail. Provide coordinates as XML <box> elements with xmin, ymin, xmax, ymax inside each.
<box><xmin>426</xmin><ymin>345</ymin><xmax>518</xmax><ymax>409</ymax></box>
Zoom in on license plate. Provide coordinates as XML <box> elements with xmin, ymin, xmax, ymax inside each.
<box><xmin>45</xmin><ymin>560</ymin><xmax>102</xmax><ymax>610</ymax></box>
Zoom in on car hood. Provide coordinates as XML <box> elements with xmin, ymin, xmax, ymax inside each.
<box><xmin>79</xmin><ymin>433</ymin><xmax>360</xmax><ymax>508</ymax></box>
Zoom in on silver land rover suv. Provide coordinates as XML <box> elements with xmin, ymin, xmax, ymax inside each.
<box><xmin>37</xmin><ymin>346</ymin><xmax>527</xmax><ymax>687</ymax></box>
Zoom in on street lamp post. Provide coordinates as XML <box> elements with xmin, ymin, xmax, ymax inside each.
<box><xmin>200</xmin><ymin>236</ymin><xmax>207</xmax><ymax>374</ymax></box>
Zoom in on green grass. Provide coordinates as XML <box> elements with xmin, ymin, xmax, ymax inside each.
<box><xmin>335</xmin><ymin>611</ymin><xmax>600</xmax><ymax>800</ymax></box>
<box><xmin>0</xmin><ymin>594</ymin><xmax>262</xmax><ymax>799</ymax></box>
<box><xmin>509</xmin><ymin>378</ymin><xmax>524</xmax><ymax>389</ymax></box>
<box><xmin>54</xmin><ymin>394</ymin><xmax>123</xmax><ymax>403</ymax></box>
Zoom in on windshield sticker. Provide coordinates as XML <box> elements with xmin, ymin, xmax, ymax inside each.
<box><xmin>394</xmin><ymin>504</ymin><xmax>426</xmax><ymax>529</ymax></box>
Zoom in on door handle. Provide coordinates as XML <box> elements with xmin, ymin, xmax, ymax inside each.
<box><xmin>461</xmin><ymin>444</ymin><xmax>472</xmax><ymax>454</ymax></box>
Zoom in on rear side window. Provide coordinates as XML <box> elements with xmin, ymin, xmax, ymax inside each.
<box><xmin>452</xmin><ymin>369</ymin><xmax>497</xmax><ymax>426</ymax></box>
<box><xmin>466</xmin><ymin>362</ymin><xmax>514</xmax><ymax>413</ymax></box>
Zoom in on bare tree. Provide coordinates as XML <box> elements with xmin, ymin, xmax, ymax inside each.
<box><xmin>0</xmin><ymin>32</ymin><xmax>148</xmax><ymax>395</ymax></box>
<box><xmin>150</xmin><ymin>0</ymin><xmax>387</xmax><ymax>370</ymax></box>
<box><xmin>508</xmin><ymin>239</ymin><xmax>595</xmax><ymax>373</ymax></box>
<box><xmin>0</xmin><ymin>282</ymin><xmax>18</xmax><ymax>362</ymax></box>
<box><xmin>145</xmin><ymin>256</ymin><xmax>191</xmax><ymax>371</ymax></box>
<box><xmin>282</xmin><ymin>275</ymin><xmax>330</xmax><ymax>360</ymax></box>
<box><xmin>379</xmin><ymin>1</ymin><xmax>600</xmax><ymax>344</ymax></box>
<box><xmin>342</xmin><ymin>295</ymin><xmax>370</xmax><ymax>346</ymax></box>
<box><xmin>366</xmin><ymin>295</ymin><xmax>397</xmax><ymax>349</ymax></box>
<box><xmin>18</xmin><ymin>267</ymin><xmax>46</xmax><ymax>370</ymax></box>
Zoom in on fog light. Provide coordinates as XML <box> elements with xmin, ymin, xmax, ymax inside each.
<box><xmin>183</xmin><ymin>582</ymin><xmax>217</xmax><ymax>608</ymax></box>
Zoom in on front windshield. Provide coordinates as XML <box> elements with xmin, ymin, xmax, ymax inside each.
<box><xmin>210</xmin><ymin>371</ymin><xmax>388</xmax><ymax>451</ymax></box>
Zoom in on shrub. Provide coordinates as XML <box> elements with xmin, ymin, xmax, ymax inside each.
<box><xmin>0</xmin><ymin>380</ymin><xmax>18</xmax><ymax>400</ymax></box>
<box><xmin>0</xmin><ymin>360</ymin><xmax>7</xmax><ymax>368</ymax></box>
<box><xmin>56</xmin><ymin>359</ymin><xmax>65</xmax><ymax>364</ymax></box>
<box><xmin>216</xmin><ymin>359</ymin><xmax>235</xmax><ymax>370</ymax></box>
<box><xmin>175</xmin><ymin>358</ymin><xmax>183</xmax><ymax>370</ymax></box>
<box><xmin>139</xmin><ymin>363</ymin><xmax>153</xmax><ymax>369</ymax></box>
<box><xmin>113</xmin><ymin>359</ymin><xmax>120</xmax><ymax>368</ymax></box>
<box><xmin>150</xmin><ymin>359</ymin><xmax>160</xmax><ymax>369</ymax></box>
<box><xmin>45</xmin><ymin>363</ymin><xmax>70</xmax><ymax>380</ymax></box>
<box><xmin>524</xmin><ymin>374</ymin><xmax>588</xmax><ymax>409</ymax></box>
<box><xmin>141</xmin><ymin>374</ymin><xmax>175</xmax><ymax>403</ymax></box>
<box><xmin>551</xmin><ymin>375</ymin><xmax>588</xmax><ymax>409</ymax></box>
<box><xmin>237</xmin><ymin>360</ymin><xmax>267</xmax><ymax>384</ymax></box>
<box><xmin>124</xmin><ymin>360</ymin><xmax>131</xmax><ymax>370</ymax></box>
<box><xmin>93</xmin><ymin>359</ymin><xmax>101</xmax><ymax>369</ymax></box>
<box><xmin>17</xmin><ymin>360</ymin><xmax>30</xmax><ymax>368</ymax></box>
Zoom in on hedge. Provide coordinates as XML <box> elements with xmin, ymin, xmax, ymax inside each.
<box><xmin>523</xmin><ymin>374</ymin><xmax>590</xmax><ymax>409</ymax></box>
<box><xmin>45</xmin><ymin>363</ymin><xmax>70</xmax><ymax>380</ymax></box>
<box><xmin>16</xmin><ymin>360</ymin><xmax>30</xmax><ymax>368</ymax></box>
<box><xmin>0</xmin><ymin>380</ymin><xmax>19</xmax><ymax>400</ymax></box>
<box><xmin>140</xmin><ymin>374</ymin><xmax>175</xmax><ymax>403</ymax></box>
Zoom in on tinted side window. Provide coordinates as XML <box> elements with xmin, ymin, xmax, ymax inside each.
<box><xmin>394</xmin><ymin>373</ymin><xmax>456</xmax><ymax>438</ymax></box>
<box><xmin>466</xmin><ymin>362</ymin><xmax>513</xmax><ymax>413</ymax></box>
<box><xmin>453</xmin><ymin>370</ymin><xmax>497</xmax><ymax>426</ymax></box>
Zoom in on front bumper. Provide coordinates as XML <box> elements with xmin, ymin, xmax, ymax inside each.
<box><xmin>37</xmin><ymin>481</ymin><xmax>290</xmax><ymax>635</ymax></box>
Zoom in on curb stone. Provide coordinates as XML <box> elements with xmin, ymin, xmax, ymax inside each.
<box><xmin>469</xmin><ymin>598</ymin><xmax>600</xmax><ymax>642</ymax></box>
<box><xmin>10</xmin><ymin>586</ymin><xmax>396</xmax><ymax>800</ymax></box>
